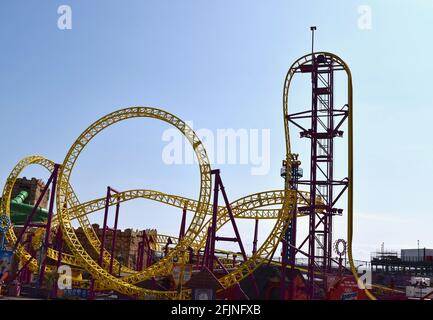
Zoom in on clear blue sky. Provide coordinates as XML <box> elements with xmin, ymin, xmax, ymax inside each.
<box><xmin>1</xmin><ymin>0</ymin><xmax>433</xmax><ymax>261</ymax></box>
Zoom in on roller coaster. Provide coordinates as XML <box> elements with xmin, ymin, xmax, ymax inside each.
<box><xmin>0</xmin><ymin>50</ymin><xmax>384</xmax><ymax>300</ymax></box>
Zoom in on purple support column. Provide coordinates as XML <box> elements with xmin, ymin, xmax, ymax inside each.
<box><xmin>219</xmin><ymin>179</ymin><xmax>247</xmax><ymax>262</ymax></box>
<box><xmin>252</xmin><ymin>219</ymin><xmax>259</xmax><ymax>255</ymax></box>
<box><xmin>205</xmin><ymin>169</ymin><xmax>260</xmax><ymax>298</ymax></box>
<box><xmin>39</xmin><ymin>164</ymin><xmax>59</xmax><ymax>287</ymax></box>
<box><xmin>209</xmin><ymin>170</ymin><xmax>220</xmax><ymax>272</ymax></box>
<box><xmin>109</xmin><ymin>201</ymin><xmax>120</xmax><ymax>274</ymax></box>
<box><xmin>98</xmin><ymin>187</ymin><xmax>111</xmax><ymax>267</ymax></box>
<box><xmin>178</xmin><ymin>207</ymin><xmax>187</xmax><ymax>241</ymax></box>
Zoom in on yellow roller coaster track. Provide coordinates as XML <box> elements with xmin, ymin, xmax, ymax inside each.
<box><xmin>52</xmin><ymin>107</ymin><xmax>295</xmax><ymax>298</ymax></box>
<box><xmin>0</xmin><ymin>156</ymin><xmax>318</xmax><ymax>298</ymax></box>
<box><xmin>0</xmin><ymin>156</ymin><xmax>138</xmax><ymax>273</ymax></box>
<box><xmin>54</xmin><ymin>107</ymin><xmax>212</xmax><ymax>299</ymax></box>
<box><xmin>0</xmin><ymin>51</ymin><xmax>371</xmax><ymax>300</ymax></box>
<box><xmin>79</xmin><ymin>188</ymin><xmax>322</xmax><ymax>289</ymax></box>
<box><xmin>283</xmin><ymin>52</ymin><xmax>376</xmax><ymax>300</ymax></box>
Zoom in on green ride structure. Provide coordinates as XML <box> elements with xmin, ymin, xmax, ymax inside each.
<box><xmin>9</xmin><ymin>190</ymin><xmax>47</xmax><ymax>225</ymax></box>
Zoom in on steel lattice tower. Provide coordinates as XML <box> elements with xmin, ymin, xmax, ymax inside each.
<box><xmin>287</xmin><ymin>28</ymin><xmax>349</xmax><ymax>299</ymax></box>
